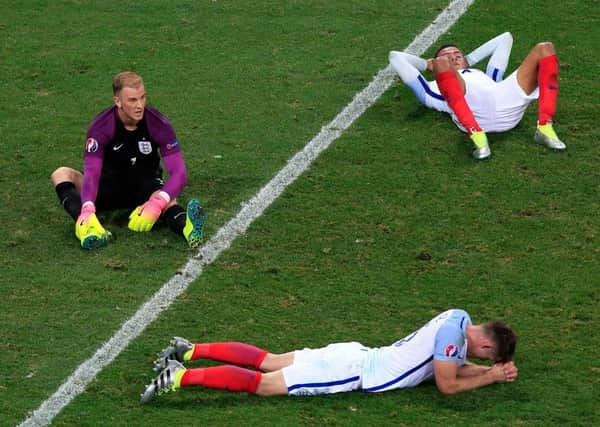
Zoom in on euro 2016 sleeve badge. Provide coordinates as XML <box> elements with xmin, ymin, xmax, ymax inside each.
<box><xmin>86</xmin><ymin>138</ymin><xmax>99</xmax><ymax>153</ymax></box>
<box><xmin>138</xmin><ymin>140</ymin><xmax>153</xmax><ymax>155</ymax></box>
<box><xmin>444</xmin><ymin>344</ymin><xmax>459</xmax><ymax>358</ymax></box>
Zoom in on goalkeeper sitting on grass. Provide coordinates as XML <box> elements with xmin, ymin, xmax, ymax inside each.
<box><xmin>389</xmin><ymin>32</ymin><xmax>566</xmax><ymax>160</ymax></box>
<box><xmin>51</xmin><ymin>72</ymin><xmax>205</xmax><ymax>250</ymax></box>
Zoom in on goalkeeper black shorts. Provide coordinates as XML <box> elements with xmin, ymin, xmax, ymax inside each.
<box><xmin>95</xmin><ymin>175</ymin><xmax>164</xmax><ymax>211</ymax></box>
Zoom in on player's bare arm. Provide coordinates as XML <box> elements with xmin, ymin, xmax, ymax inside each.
<box><xmin>455</xmin><ymin>362</ymin><xmax>492</xmax><ymax>377</ymax></box>
<box><xmin>426</xmin><ymin>58</ymin><xmax>434</xmax><ymax>72</ymax></box>
<box><xmin>433</xmin><ymin>360</ymin><xmax>512</xmax><ymax>395</ymax></box>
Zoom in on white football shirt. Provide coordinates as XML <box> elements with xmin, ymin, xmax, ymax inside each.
<box><xmin>361</xmin><ymin>309</ymin><xmax>471</xmax><ymax>392</ymax></box>
<box><xmin>424</xmin><ymin>69</ymin><xmax>536</xmax><ymax>133</ymax></box>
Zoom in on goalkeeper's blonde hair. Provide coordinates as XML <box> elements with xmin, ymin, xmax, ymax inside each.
<box><xmin>112</xmin><ymin>72</ymin><xmax>144</xmax><ymax>96</ymax></box>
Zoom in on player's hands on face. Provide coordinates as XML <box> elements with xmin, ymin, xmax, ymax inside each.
<box><xmin>128</xmin><ymin>192</ymin><xmax>169</xmax><ymax>232</ymax></box>
<box><xmin>426</xmin><ymin>58</ymin><xmax>434</xmax><ymax>72</ymax></box>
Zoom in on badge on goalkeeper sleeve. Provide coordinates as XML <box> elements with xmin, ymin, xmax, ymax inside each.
<box><xmin>128</xmin><ymin>192</ymin><xmax>169</xmax><ymax>232</ymax></box>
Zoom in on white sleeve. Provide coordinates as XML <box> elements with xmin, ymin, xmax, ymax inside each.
<box><xmin>389</xmin><ymin>51</ymin><xmax>450</xmax><ymax>113</ymax></box>
<box><xmin>389</xmin><ymin>50</ymin><xmax>428</xmax><ymax>75</ymax></box>
<box><xmin>464</xmin><ymin>32</ymin><xmax>513</xmax><ymax>81</ymax></box>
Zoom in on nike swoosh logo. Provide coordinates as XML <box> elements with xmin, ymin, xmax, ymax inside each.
<box><xmin>113</xmin><ymin>144</ymin><xmax>124</xmax><ymax>151</ymax></box>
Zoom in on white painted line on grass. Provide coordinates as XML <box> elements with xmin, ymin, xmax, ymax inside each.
<box><xmin>18</xmin><ymin>1</ymin><xmax>474</xmax><ymax>425</ymax></box>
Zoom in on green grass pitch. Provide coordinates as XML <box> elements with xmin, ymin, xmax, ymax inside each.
<box><xmin>1</xmin><ymin>1</ymin><xmax>598</xmax><ymax>426</ymax></box>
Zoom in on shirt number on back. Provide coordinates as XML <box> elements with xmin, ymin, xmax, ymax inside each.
<box><xmin>393</xmin><ymin>331</ymin><xmax>418</xmax><ymax>347</ymax></box>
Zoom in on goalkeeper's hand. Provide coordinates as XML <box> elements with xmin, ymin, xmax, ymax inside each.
<box><xmin>75</xmin><ymin>202</ymin><xmax>111</xmax><ymax>249</ymax></box>
<box><xmin>128</xmin><ymin>192</ymin><xmax>169</xmax><ymax>232</ymax></box>
<box><xmin>76</xmin><ymin>202</ymin><xmax>96</xmax><ymax>226</ymax></box>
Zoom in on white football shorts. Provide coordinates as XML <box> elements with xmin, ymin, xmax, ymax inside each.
<box><xmin>282</xmin><ymin>342</ymin><xmax>369</xmax><ymax>396</ymax></box>
<box><xmin>464</xmin><ymin>69</ymin><xmax>539</xmax><ymax>133</ymax></box>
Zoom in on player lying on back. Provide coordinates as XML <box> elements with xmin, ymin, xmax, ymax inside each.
<box><xmin>50</xmin><ymin>72</ymin><xmax>205</xmax><ymax>250</ymax></box>
<box><xmin>140</xmin><ymin>308</ymin><xmax>518</xmax><ymax>402</ymax></box>
<box><xmin>389</xmin><ymin>32</ymin><xmax>566</xmax><ymax>160</ymax></box>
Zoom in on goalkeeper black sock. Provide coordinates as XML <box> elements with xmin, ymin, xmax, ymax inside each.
<box><xmin>55</xmin><ymin>181</ymin><xmax>82</xmax><ymax>221</ymax></box>
<box><xmin>164</xmin><ymin>205</ymin><xmax>186</xmax><ymax>234</ymax></box>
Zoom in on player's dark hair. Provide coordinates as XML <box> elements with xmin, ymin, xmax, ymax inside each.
<box><xmin>434</xmin><ymin>44</ymin><xmax>461</xmax><ymax>58</ymax></box>
<box><xmin>483</xmin><ymin>321</ymin><xmax>517</xmax><ymax>362</ymax></box>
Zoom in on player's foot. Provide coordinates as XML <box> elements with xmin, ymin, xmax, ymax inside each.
<box><xmin>473</xmin><ymin>144</ymin><xmax>492</xmax><ymax>160</ymax></box>
<box><xmin>470</xmin><ymin>131</ymin><xmax>491</xmax><ymax>160</ymax></box>
<box><xmin>183</xmin><ymin>199</ymin><xmax>206</xmax><ymax>249</ymax></box>
<box><xmin>140</xmin><ymin>360</ymin><xmax>186</xmax><ymax>403</ymax></box>
<box><xmin>75</xmin><ymin>216</ymin><xmax>112</xmax><ymax>250</ymax></box>
<box><xmin>534</xmin><ymin>122</ymin><xmax>566</xmax><ymax>151</ymax></box>
<box><xmin>153</xmin><ymin>336</ymin><xmax>194</xmax><ymax>373</ymax></box>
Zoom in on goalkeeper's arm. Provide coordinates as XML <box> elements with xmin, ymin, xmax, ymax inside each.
<box><xmin>128</xmin><ymin>150</ymin><xmax>188</xmax><ymax>232</ymax></box>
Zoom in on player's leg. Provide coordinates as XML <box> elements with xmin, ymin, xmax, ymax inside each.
<box><xmin>140</xmin><ymin>360</ymin><xmax>285</xmax><ymax>402</ymax></box>
<box><xmin>144</xmin><ymin>340</ymin><xmax>274</xmax><ymax>403</ymax></box>
<box><xmin>515</xmin><ymin>42</ymin><xmax>556</xmax><ymax>95</ymax></box>
<box><xmin>152</xmin><ymin>336</ymin><xmax>195</xmax><ymax>371</ymax></box>
<box><xmin>259</xmin><ymin>352</ymin><xmax>295</xmax><ymax>372</ymax></box>
<box><xmin>135</xmin><ymin>177</ymin><xmax>205</xmax><ymax>247</ymax></box>
<box><xmin>148</xmin><ymin>343</ymin><xmax>365</xmax><ymax>400</ymax></box>
<box><xmin>180</xmin><ymin>198</ymin><xmax>206</xmax><ymax>249</ymax></box>
<box><xmin>433</xmin><ymin>56</ymin><xmax>466</xmax><ymax>97</ymax></box>
<box><xmin>76</xmin><ymin>178</ymin><xmax>115</xmax><ymax>249</ymax></box>
<box><xmin>51</xmin><ymin>167</ymin><xmax>83</xmax><ymax>220</ymax></box>
<box><xmin>281</xmin><ymin>343</ymin><xmax>365</xmax><ymax>396</ymax></box>
<box><xmin>186</xmin><ymin>341</ymin><xmax>269</xmax><ymax>368</ymax></box>
<box><xmin>176</xmin><ymin>366</ymin><xmax>286</xmax><ymax>396</ymax></box>
<box><xmin>516</xmin><ymin>42</ymin><xmax>565</xmax><ymax>150</ymax></box>
<box><xmin>255</xmin><ymin>371</ymin><xmax>289</xmax><ymax>396</ymax></box>
<box><xmin>433</xmin><ymin>56</ymin><xmax>490</xmax><ymax>160</ymax></box>
<box><xmin>52</xmin><ymin>167</ymin><xmax>112</xmax><ymax>249</ymax></box>
<box><xmin>161</xmin><ymin>199</ymin><xmax>206</xmax><ymax>248</ymax></box>
<box><xmin>154</xmin><ymin>338</ymin><xmax>273</xmax><ymax>372</ymax></box>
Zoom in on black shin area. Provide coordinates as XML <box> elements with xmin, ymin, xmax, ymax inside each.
<box><xmin>164</xmin><ymin>205</ymin><xmax>186</xmax><ymax>234</ymax></box>
<box><xmin>55</xmin><ymin>182</ymin><xmax>82</xmax><ymax>221</ymax></box>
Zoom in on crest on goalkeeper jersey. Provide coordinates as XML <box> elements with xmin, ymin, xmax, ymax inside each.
<box><xmin>138</xmin><ymin>140</ymin><xmax>152</xmax><ymax>155</ymax></box>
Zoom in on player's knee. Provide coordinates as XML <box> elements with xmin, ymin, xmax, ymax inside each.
<box><xmin>50</xmin><ymin>166</ymin><xmax>69</xmax><ymax>183</ymax></box>
<box><xmin>50</xmin><ymin>167</ymin><xmax>79</xmax><ymax>186</ymax></box>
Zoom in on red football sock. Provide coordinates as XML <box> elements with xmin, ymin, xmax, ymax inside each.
<box><xmin>537</xmin><ymin>55</ymin><xmax>559</xmax><ymax>125</ymax></box>
<box><xmin>191</xmin><ymin>342</ymin><xmax>268</xmax><ymax>369</ymax></box>
<box><xmin>436</xmin><ymin>70</ymin><xmax>482</xmax><ymax>134</ymax></box>
<box><xmin>180</xmin><ymin>366</ymin><xmax>262</xmax><ymax>393</ymax></box>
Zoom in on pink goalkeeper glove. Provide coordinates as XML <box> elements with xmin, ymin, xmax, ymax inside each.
<box><xmin>128</xmin><ymin>192</ymin><xmax>169</xmax><ymax>232</ymax></box>
<box><xmin>77</xmin><ymin>202</ymin><xmax>96</xmax><ymax>226</ymax></box>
